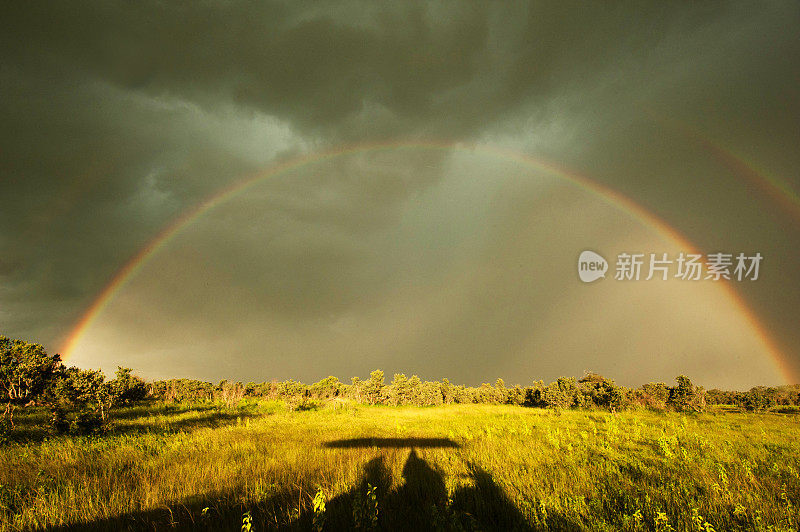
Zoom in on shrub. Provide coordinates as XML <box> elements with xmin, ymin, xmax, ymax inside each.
<box><xmin>389</xmin><ymin>374</ymin><xmax>410</xmax><ymax>405</ymax></box>
<box><xmin>738</xmin><ymin>387</ymin><xmax>778</xmax><ymax>411</ymax></box>
<box><xmin>364</xmin><ymin>370</ymin><xmax>385</xmax><ymax>405</ymax></box>
<box><xmin>0</xmin><ymin>417</ymin><xmax>11</xmax><ymax>444</ymax></box>
<box><xmin>639</xmin><ymin>382</ymin><xmax>670</xmax><ymax>410</ymax></box>
<box><xmin>525</xmin><ymin>378</ymin><xmax>584</xmax><ymax>409</ymax></box>
<box><xmin>151</xmin><ymin>379</ymin><xmax>215</xmax><ymax>402</ymax></box>
<box><xmin>70</xmin><ymin>410</ymin><xmax>105</xmax><ymax>435</ymax></box>
<box><xmin>216</xmin><ymin>380</ymin><xmax>245</xmax><ymax>408</ymax></box>
<box><xmin>46</xmin><ymin>367</ymin><xmax>113</xmax><ymax>432</ymax></box>
<box><xmin>0</xmin><ymin>336</ymin><xmax>61</xmax><ymax>425</ymax></box>
<box><xmin>524</xmin><ymin>381</ymin><xmax>547</xmax><ymax>408</ymax></box>
<box><xmin>310</xmin><ymin>376</ymin><xmax>343</xmax><ymax>400</ymax></box>
<box><xmin>667</xmin><ymin>375</ymin><xmax>706</xmax><ymax>412</ymax></box>
<box><xmin>109</xmin><ymin>367</ymin><xmax>148</xmax><ymax>406</ymax></box>
<box><xmin>507</xmin><ymin>385</ymin><xmax>525</xmax><ymax>406</ymax></box>
<box><xmin>547</xmin><ymin>377</ymin><xmax>583</xmax><ymax>409</ymax></box>
<box><xmin>582</xmin><ymin>380</ymin><xmax>625</xmax><ymax>410</ymax></box>
<box><xmin>418</xmin><ymin>381</ymin><xmax>443</xmax><ymax>406</ymax></box>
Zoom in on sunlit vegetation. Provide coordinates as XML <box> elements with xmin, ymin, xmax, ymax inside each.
<box><xmin>2</xmin><ymin>402</ymin><xmax>800</xmax><ymax>530</ymax></box>
<box><xmin>2</xmin><ymin>336</ymin><xmax>800</xmax><ymax>530</ymax></box>
<box><xmin>149</xmin><ymin>371</ymin><xmax>800</xmax><ymax>414</ymax></box>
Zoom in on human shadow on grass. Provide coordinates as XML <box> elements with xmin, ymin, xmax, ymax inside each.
<box><xmin>324</xmin><ymin>445</ymin><xmax>545</xmax><ymax>531</ymax></box>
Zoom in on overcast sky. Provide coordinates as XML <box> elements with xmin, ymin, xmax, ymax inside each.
<box><xmin>1</xmin><ymin>2</ymin><xmax>798</xmax><ymax>388</ymax></box>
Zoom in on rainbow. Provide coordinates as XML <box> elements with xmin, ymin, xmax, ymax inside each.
<box><xmin>700</xmin><ymin>142</ymin><xmax>800</xmax><ymax>223</ymax></box>
<box><xmin>59</xmin><ymin>141</ymin><xmax>796</xmax><ymax>383</ymax></box>
<box><xmin>643</xmin><ymin>107</ymin><xmax>800</xmax><ymax>223</ymax></box>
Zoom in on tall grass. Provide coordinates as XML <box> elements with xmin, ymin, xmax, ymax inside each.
<box><xmin>1</xmin><ymin>402</ymin><xmax>798</xmax><ymax>530</ymax></box>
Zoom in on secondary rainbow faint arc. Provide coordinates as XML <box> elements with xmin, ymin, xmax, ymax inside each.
<box><xmin>59</xmin><ymin>140</ymin><xmax>796</xmax><ymax>383</ymax></box>
<box><xmin>642</xmin><ymin>107</ymin><xmax>800</xmax><ymax>223</ymax></box>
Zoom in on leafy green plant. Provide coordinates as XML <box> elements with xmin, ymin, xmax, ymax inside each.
<box><xmin>654</xmin><ymin>511</ymin><xmax>673</xmax><ymax>532</ymax></box>
<box><xmin>312</xmin><ymin>486</ymin><xmax>327</xmax><ymax>531</ymax></box>
<box><xmin>241</xmin><ymin>510</ymin><xmax>252</xmax><ymax>532</ymax></box>
<box><xmin>353</xmin><ymin>483</ymin><xmax>378</xmax><ymax>530</ymax></box>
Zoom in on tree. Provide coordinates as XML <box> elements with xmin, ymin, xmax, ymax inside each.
<box><xmin>390</xmin><ymin>373</ymin><xmax>410</xmax><ymax>405</ymax></box>
<box><xmin>364</xmin><ymin>370</ymin><xmax>384</xmax><ymax>405</ymax></box>
<box><xmin>216</xmin><ymin>380</ymin><xmax>245</xmax><ymax>408</ymax></box>
<box><xmin>640</xmin><ymin>382</ymin><xmax>670</xmax><ymax>410</ymax></box>
<box><xmin>475</xmin><ymin>383</ymin><xmax>497</xmax><ymax>404</ymax></box>
<box><xmin>349</xmin><ymin>377</ymin><xmax>363</xmax><ymax>402</ymax></box>
<box><xmin>0</xmin><ymin>336</ymin><xmax>61</xmax><ymax>425</ymax></box>
<box><xmin>109</xmin><ymin>367</ymin><xmax>148</xmax><ymax>406</ymax></box>
<box><xmin>495</xmin><ymin>378</ymin><xmax>508</xmax><ymax>403</ymax></box>
<box><xmin>543</xmin><ymin>377</ymin><xmax>581</xmax><ymax>409</ymax></box>
<box><xmin>578</xmin><ymin>374</ymin><xmax>625</xmax><ymax>410</ymax></box>
<box><xmin>418</xmin><ymin>380</ymin><xmax>443</xmax><ymax>406</ymax></box>
<box><xmin>47</xmin><ymin>366</ymin><xmax>112</xmax><ymax>433</ymax></box>
<box><xmin>668</xmin><ymin>375</ymin><xmax>705</xmax><ymax>412</ymax></box>
<box><xmin>310</xmin><ymin>376</ymin><xmax>342</xmax><ymax>399</ymax></box>
<box><xmin>524</xmin><ymin>380</ymin><xmax>547</xmax><ymax>407</ymax></box>
<box><xmin>578</xmin><ymin>371</ymin><xmax>606</xmax><ymax>384</ymax></box>
<box><xmin>440</xmin><ymin>378</ymin><xmax>454</xmax><ymax>404</ymax></box>
<box><xmin>507</xmin><ymin>385</ymin><xmax>525</xmax><ymax>405</ymax></box>
<box><xmin>738</xmin><ymin>386</ymin><xmax>778</xmax><ymax>411</ymax></box>
<box><xmin>407</xmin><ymin>375</ymin><xmax>422</xmax><ymax>405</ymax></box>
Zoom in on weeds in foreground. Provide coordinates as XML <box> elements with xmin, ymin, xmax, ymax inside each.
<box><xmin>1</xmin><ymin>404</ymin><xmax>798</xmax><ymax>530</ymax></box>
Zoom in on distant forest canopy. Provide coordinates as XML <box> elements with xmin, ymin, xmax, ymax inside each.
<box><xmin>154</xmin><ymin>371</ymin><xmax>800</xmax><ymax>413</ymax></box>
<box><xmin>3</xmin><ymin>335</ymin><xmax>800</xmax><ymax>438</ymax></box>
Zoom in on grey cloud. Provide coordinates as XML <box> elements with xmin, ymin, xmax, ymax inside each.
<box><xmin>1</xmin><ymin>1</ymin><xmax>798</xmax><ymax>384</ymax></box>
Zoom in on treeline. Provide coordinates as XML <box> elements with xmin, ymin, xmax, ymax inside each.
<box><xmin>3</xmin><ymin>335</ymin><xmax>799</xmax><ymax>440</ymax></box>
<box><xmin>707</xmin><ymin>385</ymin><xmax>800</xmax><ymax>411</ymax></box>
<box><xmin>1</xmin><ymin>336</ymin><xmax>147</xmax><ymax>437</ymax></box>
<box><xmin>150</xmin><ymin>371</ymin><xmax>800</xmax><ymax>413</ymax></box>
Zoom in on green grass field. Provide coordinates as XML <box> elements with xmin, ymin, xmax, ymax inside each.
<box><xmin>1</xmin><ymin>402</ymin><xmax>798</xmax><ymax>531</ymax></box>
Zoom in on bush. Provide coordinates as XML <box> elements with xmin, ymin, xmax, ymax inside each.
<box><xmin>585</xmin><ymin>381</ymin><xmax>624</xmax><ymax>410</ymax></box>
<box><xmin>578</xmin><ymin>373</ymin><xmax>626</xmax><ymax>410</ymax></box>
<box><xmin>638</xmin><ymin>382</ymin><xmax>670</xmax><ymax>410</ymax></box>
<box><xmin>0</xmin><ymin>417</ymin><xmax>11</xmax><ymax>444</ymax></box>
<box><xmin>70</xmin><ymin>410</ymin><xmax>105</xmax><ymax>435</ymax></box>
<box><xmin>0</xmin><ymin>336</ymin><xmax>61</xmax><ymax>425</ymax></box>
<box><xmin>49</xmin><ymin>407</ymin><xmax>105</xmax><ymax>435</ymax></box>
<box><xmin>310</xmin><ymin>376</ymin><xmax>343</xmax><ymax>400</ymax></box>
<box><xmin>506</xmin><ymin>385</ymin><xmax>525</xmax><ymax>405</ymax></box>
<box><xmin>364</xmin><ymin>370</ymin><xmax>385</xmax><ymax>405</ymax></box>
<box><xmin>524</xmin><ymin>378</ymin><xmax>584</xmax><ymax>409</ymax></box>
<box><xmin>151</xmin><ymin>379</ymin><xmax>215</xmax><ymax>402</ymax></box>
<box><xmin>524</xmin><ymin>381</ymin><xmax>546</xmax><ymax>408</ymax></box>
<box><xmin>737</xmin><ymin>387</ymin><xmax>778</xmax><ymax>411</ymax></box>
<box><xmin>216</xmin><ymin>380</ymin><xmax>246</xmax><ymax>408</ymax></box>
<box><xmin>49</xmin><ymin>408</ymin><xmax>70</xmax><ymax>434</ymax></box>
<box><xmin>109</xmin><ymin>367</ymin><xmax>148</xmax><ymax>406</ymax></box>
<box><xmin>44</xmin><ymin>367</ymin><xmax>114</xmax><ymax>434</ymax></box>
<box><xmin>667</xmin><ymin>375</ymin><xmax>706</xmax><ymax>412</ymax></box>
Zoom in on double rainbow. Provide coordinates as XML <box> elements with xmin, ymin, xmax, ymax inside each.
<box><xmin>58</xmin><ymin>141</ymin><xmax>796</xmax><ymax>383</ymax></box>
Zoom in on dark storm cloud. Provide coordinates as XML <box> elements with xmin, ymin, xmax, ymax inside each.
<box><xmin>1</xmin><ymin>1</ymin><xmax>798</xmax><ymax>384</ymax></box>
<box><xmin>1</xmin><ymin>2</ymin><xmax>491</xmax><ymax>139</ymax></box>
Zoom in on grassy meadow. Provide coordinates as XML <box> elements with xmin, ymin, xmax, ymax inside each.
<box><xmin>1</xmin><ymin>401</ymin><xmax>799</xmax><ymax>531</ymax></box>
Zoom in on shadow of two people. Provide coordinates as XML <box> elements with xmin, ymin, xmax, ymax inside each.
<box><xmin>322</xmin><ymin>437</ymin><xmax>531</xmax><ymax>530</ymax></box>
